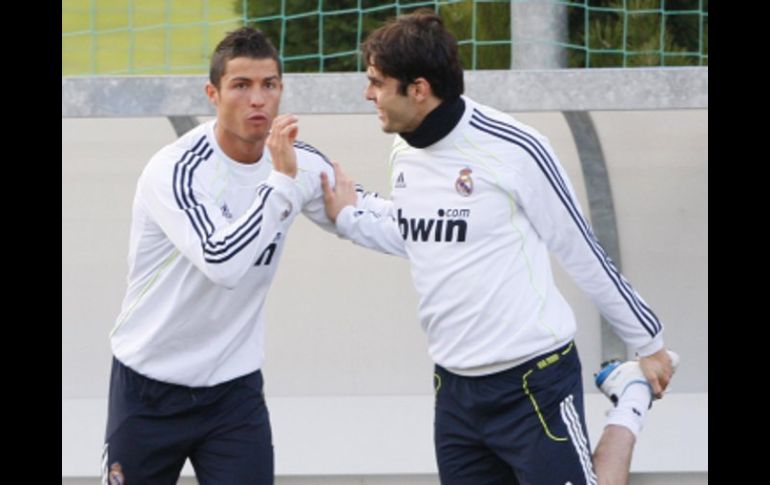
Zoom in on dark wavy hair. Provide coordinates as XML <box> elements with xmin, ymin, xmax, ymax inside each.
<box><xmin>209</xmin><ymin>27</ymin><xmax>281</xmax><ymax>89</ymax></box>
<box><xmin>361</xmin><ymin>10</ymin><xmax>464</xmax><ymax>100</ymax></box>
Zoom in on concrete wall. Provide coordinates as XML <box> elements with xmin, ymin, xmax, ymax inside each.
<box><xmin>62</xmin><ymin>110</ymin><xmax>707</xmax><ymax>482</ymax></box>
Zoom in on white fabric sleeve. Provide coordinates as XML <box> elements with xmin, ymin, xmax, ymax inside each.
<box><xmin>299</xmin><ymin>165</ymin><xmax>336</xmax><ymax>234</ymax></box>
<box><xmin>297</xmin><ymin>162</ymin><xmax>405</xmax><ymax>257</ymax></box>
<box><xmin>335</xmin><ymin>204</ymin><xmax>407</xmax><ymax>258</ymax></box>
<box><xmin>506</xmin><ymin>135</ymin><xmax>664</xmax><ymax>356</ymax></box>
<box><xmin>142</xmin><ymin>161</ymin><xmax>303</xmax><ymax>289</ymax></box>
<box><xmin>296</xmin><ymin>164</ymin><xmax>382</xmax><ymax>233</ymax></box>
<box><xmin>355</xmin><ymin>184</ymin><xmax>396</xmax><ymax>218</ymax></box>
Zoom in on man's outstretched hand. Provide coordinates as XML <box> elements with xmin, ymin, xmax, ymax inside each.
<box><xmin>639</xmin><ymin>348</ymin><xmax>677</xmax><ymax>399</ymax></box>
<box><xmin>320</xmin><ymin>161</ymin><xmax>357</xmax><ymax>223</ymax></box>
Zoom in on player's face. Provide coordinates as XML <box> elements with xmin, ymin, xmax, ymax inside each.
<box><xmin>365</xmin><ymin>65</ymin><xmax>421</xmax><ymax>134</ymax></box>
<box><xmin>206</xmin><ymin>57</ymin><xmax>282</xmax><ymax>148</ymax></box>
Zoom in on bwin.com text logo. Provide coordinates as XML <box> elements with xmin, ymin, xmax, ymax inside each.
<box><xmin>398</xmin><ymin>208</ymin><xmax>469</xmax><ymax>242</ymax></box>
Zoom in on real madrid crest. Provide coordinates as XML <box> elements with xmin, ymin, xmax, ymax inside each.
<box><xmin>455</xmin><ymin>168</ymin><xmax>474</xmax><ymax>197</ymax></box>
<box><xmin>108</xmin><ymin>462</ymin><xmax>125</xmax><ymax>485</ymax></box>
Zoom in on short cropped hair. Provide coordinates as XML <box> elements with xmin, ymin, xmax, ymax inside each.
<box><xmin>209</xmin><ymin>27</ymin><xmax>281</xmax><ymax>89</ymax></box>
<box><xmin>361</xmin><ymin>10</ymin><xmax>464</xmax><ymax>100</ymax></box>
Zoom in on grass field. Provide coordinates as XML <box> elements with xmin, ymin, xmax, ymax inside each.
<box><xmin>62</xmin><ymin>0</ymin><xmax>242</xmax><ymax>75</ymax></box>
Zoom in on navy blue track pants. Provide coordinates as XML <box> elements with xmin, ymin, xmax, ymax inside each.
<box><xmin>434</xmin><ymin>342</ymin><xmax>597</xmax><ymax>485</ymax></box>
<box><xmin>103</xmin><ymin>357</ymin><xmax>273</xmax><ymax>484</ymax></box>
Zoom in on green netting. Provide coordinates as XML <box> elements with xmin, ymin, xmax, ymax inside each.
<box><xmin>62</xmin><ymin>0</ymin><xmax>708</xmax><ymax>76</ymax></box>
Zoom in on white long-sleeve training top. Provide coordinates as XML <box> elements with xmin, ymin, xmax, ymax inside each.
<box><xmin>111</xmin><ymin>120</ymin><xmax>358</xmax><ymax>386</ymax></box>
<box><xmin>337</xmin><ymin>96</ymin><xmax>664</xmax><ymax>375</ymax></box>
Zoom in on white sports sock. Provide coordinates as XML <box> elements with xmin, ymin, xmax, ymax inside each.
<box><xmin>604</xmin><ymin>382</ymin><xmax>652</xmax><ymax>438</ymax></box>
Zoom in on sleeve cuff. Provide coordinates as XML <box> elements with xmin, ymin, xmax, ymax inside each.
<box><xmin>335</xmin><ymin>205</ymin><xmax>357</xmax><ymax>238</ymax></box>
<box><xmin>635</xmin><ymin>334</ymin><xmax>664</xmax><ymax>357</ymax></box>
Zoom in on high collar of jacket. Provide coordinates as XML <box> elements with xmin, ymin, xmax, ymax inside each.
<box><xmin>400</xmin><ymin>96</ymin><xmax>465</xmax><ymax>149</ymax></box>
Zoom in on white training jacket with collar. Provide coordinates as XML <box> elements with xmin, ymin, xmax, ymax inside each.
<box><xmin>336</xmin><ymin>96</ymin><xmax>664</xmax><ymax>375</ymax></box>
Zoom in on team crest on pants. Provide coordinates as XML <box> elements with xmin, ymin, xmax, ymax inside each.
<box><xmin>108</xmin><ymin>462</ymin><xmax>124</xmax><ymax>485</ymax></box>
<box><xmin>455</xmin><ymin>168</ymin><xmax>474</xmax><ymax>197</ymax></box>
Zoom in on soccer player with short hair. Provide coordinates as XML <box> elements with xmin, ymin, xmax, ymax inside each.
<box><xmin>102</xmin><ymin>27</ymin><xmax>379</xmax><ymax>484</ymax></box>
<box><xmin>313</xmin><ymin>11</ymin><xmax>678</xmax><ymax>485</ymax></box>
